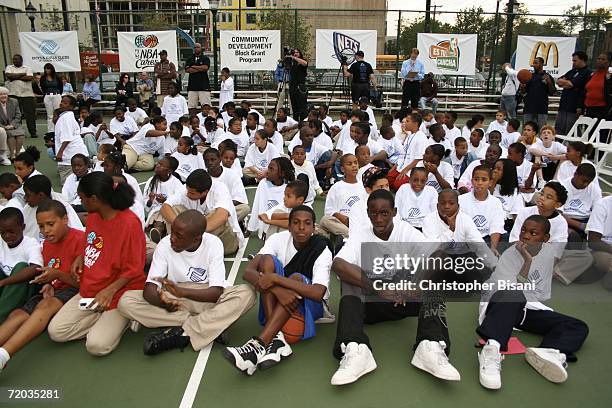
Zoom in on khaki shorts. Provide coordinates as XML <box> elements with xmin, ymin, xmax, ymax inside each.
<box><xmin>188</xmin><ymin>91</ymin><xmax>212</xmax><ymax>109</ymax></box>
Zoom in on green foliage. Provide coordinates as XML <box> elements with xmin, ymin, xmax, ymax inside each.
<box><xmin>258</xmin><ymin>7</ymin><xmax>311</xmax><ymax>57</ymax></box>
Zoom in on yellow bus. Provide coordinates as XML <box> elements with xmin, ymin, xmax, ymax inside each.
<box><xmin>376</xmin><ymin>55</ymin><xmax>404</xmax><ymax>72</ymax></box>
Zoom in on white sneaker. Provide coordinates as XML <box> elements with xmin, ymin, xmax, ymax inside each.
<box><xmin>525</xmin><ymin>347</ymin><xmax>568</xmax><ymax>383</ymax></box>
<box><xmin>479</xmin><ymin>343</ymin><xmax>503</xmax><ymax>389</ymax></box>
<box><xmin>129</xmin><ymin>320</ymin><xmax>141</xmax><ymax>333</ymax></box>
<box><xmin>411</xmin><ymin>340</ymin><xmax>461</xmax><ymax>381</ymax></box>
<box><xmin>257</xmin><ymin>332</ymin><xmax>293</xmax><ymax>370</ymax></box>
<box><xmin>0</xmin><ymin>156</ymin><xmax>11</xmax><ymax>166</ymax></box>
<box><xmin>330</xmin><ymin>342</ymin><xmax>377</xmax><ymax>385</ymax></box>
<box><xmin>316</xmin><ymin>300</ymin><xmax>336</xmax><ymax>324</ymax></box>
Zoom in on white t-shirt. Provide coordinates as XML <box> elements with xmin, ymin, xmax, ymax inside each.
<box><xmin>54</xmin><ymin>111</ymin><xmax>88</xmax><ymax>165</ymax></box>
<box><xmin>127</xmin><ymin>123</ymin><xmax>165</xmax><ymax>156</ymax></box>
<box><xmin>288</xmin><ymin>131</ymin><xmax>333</xmax><ymax>153</ymax></box>
<box><xmin>324</xmin><ymin>180</ymin><xmax>367</xmax><ymax>217</ymax></box>
<box><xmin>300</xmin><ymin>141</ymin><xmax>329</xmax><ymax>166</ymax></box>
<box><xmin>462</xmin><ymin>126</ymin><xmax>484</xmax><ymax>140</ymax></box>
<box><xmin>555</xmin><ymin>159</ymin><xmax>596</xmax><ymax>183</ymax></box>
<box><xmin>148</xmin><ymin>234</ymin><xmax>226</xmax><ymax>288</ymax></box>
<box><xmin>165</xmin><ymin>181</ymin><xmax>243</xmax><ymax>244</ymax></box>
<box><xmin>458</xmin><ymin>160</ymin><xmax>485</xmax><ymax>190</ymax></box>
<box><xmin>219</xmin><ymin>77</ymin><xmax>235</xmax><ymax>109</ymax></box>
<box><xmin>259</xmin><ymin>230</ymin><xmax>331</xmax><ymax>288</ymax></box>
<box><xmin>361</xmin><ymin>107</ymin><xmax>377</xmax><ymax>130</ymax></box>
<box><xmin>293</xmin><ymin>160</ymin><xmax>319</xmax><ymax>205</ymax></box>
<box><xmin>448</xmin><ymin>150</ymin><xmax>466</xmax><ymax>180</ymax></box>
<box><xmin>244</xmin><ymin>142</ymin><xmax>280</xmax><ymax>172</ymax></box>
<box><xmin>379</xmin><ymin>136</ymin><xmax>403</xmax><ymax>164</ymax></box>
<box><xmin>81</xmin><ymin>124</ymin><xmax>115</xmax><ymax>146</ymax></box>
<box><xmin>486</xmin><ymin>120</ymin><xmax>508</xmax><ymax>137</ymax></box>
<box><xmin>223</xmin><ymin>159</ymin><xmax>243</xmax><ymax>180</ymax></box>
<box><xmin>469</xmin><ymin>141</ymin><xmax>489</xmax><ymax>160</ymax></box>
<box><xmin>416</xmin><ymin>160</ymin><xmax>454</xmax><ymax>192</ymax></box>
<box><xmin>23</xmin><ymin>192</ymin><xmax>85</xmax><ymax>242</ymax></box>
<box><xmin>397</xmin><ymin>131</ymin><xmax>428</xmax><ymax>171</ymax></box>
<box><xmin>458</xmin><ymin>192</ymin><xmax>506</xmax><ymax>237</ymax></box>
<box><xmin>426</xmin><ymin>137</ymin><xmax>452</xmax><ymax>152</ymax></box>
<box><xmin>171</xmin><ymin>152</ymin><xmax>206</xmax><ymax>182</ymax></box>
<box><xmin>164</xmin><ymin>136</ymin><xmax>179</xmax><ymax>155</ymax></box>
<box><xmin>222</xmin><ymin>130</ymin><xmax>250</xmax><ymax>157</ymax></box>
<box><xmin>277</xmin><ymin>116</ymin><xmax>298</xmax><ymax>132</ymax></box>
<box><xmin>501</xmin><ymin>131</ymin><xmax>520</xmax><ymax>149</ymax></box>
<box><xmin>586</xmin><ymin>195</ymin><xmax>612</xmax><ymax>244</ymax></box>
<box><xmin>560</xmin><ymin>177</ymin><xmax>602</xmax><ymax>218</ymax></box>
<box><xmin>530</xmin><ymin>139</ymin><xmax>566</xmax><ymax>166</ymax></box>
<box><xmin>270</xmin><ymin>131</ymin><xmax>284</xmax><ymax>152</ymax></box>
<box><xmin>245</xmin><ymin>125</ymin><xmax>263</xmax><ymax>144</ymax></box>
<box><xmin>110</xmin><ymin>116</ymin><xmax>139</xmax><ymax>137</ymax></box>
<box><xmin>161</xmin><ymin>94</ymin><xmax>189</xmax><ymax>125</ymax></box>
<box><xmin>125</xmin><ymin>107</ymin><xmax>148</xmax><ymax>126</ymax></box>
<box><xmin>338</xmin><ymin>137</ymin><xmax>383</xmax><ymax>158</ymax></box>
<box><xmin>4</xmin><ymin>65</ymin><xmax>35</xmax><ymax>97</ymax></box>
<box><xmin>493</xmin><ymin>185</ymin><xmax>524</xmax><ymax>219</ymax></box>
<box><xmin>142</xmin><ymin>175</ymin><xmax>183</xmax><ymax>216</ymax></box>
<box><xmin>442</xmin><ymin>125</ymin><xmax>462</xmax><ymax>145</ymax></box>
<box><xmin>516</xmin><ymin>160</ymin><xmax>533</xmax><ymax>188</ymax></box>
<box><xmin>210</xmin><ymin>167</ymin><xmax>248</xmax><ymax>205</ymax></box>
<box><xmin>207</xmin><ymin>128</ymin><xmax>228</xmax><ymax>147</ymax></box>
<box><xmin>247</xmin><ymin>180</ymin><xmax>286</xmax><ymax>232</ymax></box>
<box><xmin>395</xmin><ymin>184</ymin><xmax>438</xmax><ymax>228</ymax></box>
<box><xmin>0</xmin><ymin>236</ymin><xmax>43</xmax><ymax>276</ymax></box>
<box><xmin>337</xmin><ymin>220</ymin><xmax>430</xmax><ymax>269</ymax></box>
<box><xmin>509</xmin><ymin>207</ymin><xmax>568</xmax><ymax>243</ymax></box>
<box><xmin>61</xmin><ymin>171</ymin><xmax>90</xmax><ymax>205</ymax></box>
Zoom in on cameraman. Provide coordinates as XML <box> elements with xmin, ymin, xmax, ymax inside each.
<box><xmin>288</xmin><ymin>48</ymin><xmax>308</xmax><ymax>121</ymax></box>
<box><xmin>342</xmin><ymin>50</ymin><xmax>377</xmax><ymax>108</ymax></box>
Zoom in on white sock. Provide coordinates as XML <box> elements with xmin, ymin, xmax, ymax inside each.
<box><xmin>486</xmin><ymin>339</ymin><xmax>501</xmax><ymax>351</ymax></box>
<box><xmin>0</xmin><ymin>347</ymin><xmax>10</xmax><ymax>367</ymax></box>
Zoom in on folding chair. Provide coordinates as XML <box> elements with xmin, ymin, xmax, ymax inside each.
<box><xmin>556</xmin><ymin>116</ymin><xmax>599</xmax><ymax>143</ymax></box>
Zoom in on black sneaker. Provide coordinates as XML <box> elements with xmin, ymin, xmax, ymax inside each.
<box><xmin>221</xmin><ymin>337</ymin><xmax>266</xmax><ymax>376</ymax></box>
<box><xmin>143</xmin><ymin>327</ymin><xmax>191</xmax><ymax>356</ymax></box>
<box><xmin>257</xmin><ymin>332</ymin><xmax>293</xmax><ymax>370</ymax></box>
<box><xmin>214</xmin><ymin>330</ymin><xmax>230</xmax><ymax>346</ymax></box>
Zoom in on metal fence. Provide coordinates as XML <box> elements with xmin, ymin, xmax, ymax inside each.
<box><xmin>0</xmin><ymin>6</ymin><xmax>609</xmax><ymax>94</ymax></box>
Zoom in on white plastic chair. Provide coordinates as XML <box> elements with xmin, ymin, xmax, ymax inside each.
<box><xmin>588</xmin><ymin>120</ymin><xmax>612</xmax><ymax>189</ymax></box>
<box><xmin>556</xmin><ymin>116</ymin><xmax>599</xmax><ymax>143</ymax></box>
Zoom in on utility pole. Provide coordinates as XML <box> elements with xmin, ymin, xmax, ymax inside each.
<box><xmin>432</xmin><ymin>5</ymin><xmax>443</xmax><ymax>27</ymax></box>
<box><xmin>503</xmin><ymin>0</ymin><xmax>517</xmax><ymax>65</ymax></box>
<box><xmin>424</xmin><ymin>0</ymin><xmax>432</xmax><ymax>33</ymax></box>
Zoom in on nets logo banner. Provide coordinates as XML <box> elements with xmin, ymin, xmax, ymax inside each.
<box><xmin>19</xmin><ymin>31</ymin><xmax>81</xmax><ymax>72</ymax></box>
<box><xmin>316</xmin><ymin>30</ymin><xmax>377</xmax><ymax>69</ymax></box>
<box><xmin>515</xmin><ymin>36</ymin><xmax>576</xmax><ymax>77</ymax></box>
<box><xmin>118</xmin><ymin>31</ymin><xmax>178</xmax><ymax>72</ymax></box>
<box><xmin>417</xmin><ymin>33</ymin><xmax>477</xmax><ymax>75</ymax></box>
<box><xmin>220</xmin><ymin>30</ymin><xmax>280</xmax><ymax>70</ymax></box>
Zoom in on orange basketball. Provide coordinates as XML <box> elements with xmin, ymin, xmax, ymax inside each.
<box><xmin>517</xmin><ymin>69</ymin><xmax>533</xmax><ymax>84</ymax></box>
<box><xmin>281</xmin><ymin>313</ymin><xmax>305</xmax><ymax>344</ymax></box>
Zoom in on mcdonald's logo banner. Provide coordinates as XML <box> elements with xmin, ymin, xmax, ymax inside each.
<box><xmin>515</xmin><ymin>36</ymin><xmax>577</xmax><ymax>78</ymax></box>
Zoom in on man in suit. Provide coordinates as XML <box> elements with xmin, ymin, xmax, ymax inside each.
<box><xmin>0</xmin><ymin>86</ymin><xmax>25</xmax><ymax>165</ymax></box>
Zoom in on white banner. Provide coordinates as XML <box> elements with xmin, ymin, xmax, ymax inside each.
<box><xmin>19</xmin><ymin>31</ymin><xmax>81</xmax><ymax>72</ymax></box>
<box><xmin>220</xmin><ymin>30</ymin><xmax>281</xmax><ymax>70</ymax></box>
<box><xmin>315</xmin><ymin>30</ymin><xmax>377</xmax><ymax>69</ymax></box>
<box><xmin>417</xmin><ymin>33</ymin><xmax>477</xmax><ymax>75</ymax></box>
<box><xmin>117</xmin><ymin>31</ymin><xmax>178</xmax><ymax>72</ymax></box>
<box><xmin>515</xmin><ymin>36</ymin><xmax>577</xmax><ymax>77</ymax></box>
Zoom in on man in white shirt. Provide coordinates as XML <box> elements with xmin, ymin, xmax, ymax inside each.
<box><xmin>53</xmin><ymin>96</ymin><xmax>89</xmax><ymax>184</ymax></box>
<box><xmin>118</xmin><ymin>210</ymin><xmax>255</xmax><ymax>355</ymax></box>
<box><xmin>500</xmin><ymin>63</ymin><xmax>519</xmax><ymax>119</ymax></box>
<box><xmin>160</xmin><ymin>169</ymin><xmax>243</xmax><ymax>255</ymax></box>
<box><xmin>329</xmin><ymin>189</ymin><xmax>460</xmax><ymax>386</ymax></box>
<box><xmin>3</xmin><ymin>54</ymin><xmax>37</xmax><ymax>138</ymax></box>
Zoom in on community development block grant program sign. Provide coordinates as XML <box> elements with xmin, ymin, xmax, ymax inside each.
<box><xmin>515</xmin><ymin>36</ymin><xmax>577</xmax><ymax>78</ymax></box>
<box><xmin>19</xmin><ymin>31</ymin><xmax>82</xmax><ymax>72</ymax></box>
<box><xmin>220</xmin><ymin>31</ymin><xmax>280</xmax><ymax>70</ymax></box>
<box><xmin>117</xmin><ymin>31</ymin><xmax>179</xmax><ymax>72</ymax></box>
<box><xmin>315</xmin><ymin>30</ymin><xmax>378</xmax><ymax>69</ymax></box>
<box><xmin>417</xmin><ymin>33</ymin><xmax>477</xmax><ymax>75</ymax></box>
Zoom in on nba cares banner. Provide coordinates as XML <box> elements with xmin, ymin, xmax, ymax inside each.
<box><xmin>19</xmin><ymin>31</ymin><xmax>81</xmax><ymax>72</ymax></box>
<box><xmin>117</xmin><ymin>31</ymin><xmax>178</xmax><ymax>72</ymax></box>
<box><xmin>515</xmin><ymin>36</ymin><xmax>576</xmax><ymax>77</ymax></box>
<box><xmin>220</xmin><ymin>30</ymin><xmax>281</xmax><ymax>70</ymax></box>
<box><xmin>315</xmin><ymin>30</ymin><xmax>377</xmax><ymax>69</ymax></box>
<box><xmin>417</xmin><ymin>33</ymin><xmax>477</xmax><ymax>75</ymax></box>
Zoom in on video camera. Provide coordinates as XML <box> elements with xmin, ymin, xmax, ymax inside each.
<box><xmin>282</xmin><ymin>46</ymin><xmax>295</xmax><ymax>69</ymax></box>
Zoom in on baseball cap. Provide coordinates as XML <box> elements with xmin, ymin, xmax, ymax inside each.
<box><xmin>355</xmin><ymin>50</ymin><xmax>365</xmax><ymax>57</ymax></box>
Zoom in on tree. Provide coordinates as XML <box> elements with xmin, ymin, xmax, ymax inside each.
<box><xmin>138</xmin><ymin>13</ymin><xmax>173</xmax><ymax>32</ymax></box>
<box><xmin>395</xmin><ymin>16</ymin><xmax>452</xmax><ymax>56</ymax></box>
<box><xmin>258</xmin><ymin>7</ymin><xmax>311</xmax><ymax>58</ymax></box>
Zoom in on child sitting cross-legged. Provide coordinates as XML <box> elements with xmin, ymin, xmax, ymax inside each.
<box><xmin>259</xmin><ymin>180</ymin><xmax>308</xmax><ymax>240</ymax></box>
<box><xmin>0</xmin><ymin>200</ymin><xmax>83</xmax><ymax>371</ymax></box>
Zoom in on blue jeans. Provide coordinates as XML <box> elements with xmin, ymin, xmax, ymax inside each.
<box><xmin>500</xmin><ymin>95</ymin><xmax>517</xmax><ymax>119</ymax></box>
<box><xmin>419</xmin><ymin>97</ymin><xmax>439</xmax><ymax>113</ymax></box>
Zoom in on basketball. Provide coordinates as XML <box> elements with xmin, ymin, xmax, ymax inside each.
<box><xmin>281</xmin><ymin>313</ymin><xmax>305</xmax><ymax>344</ymax></box>
<box><xmin>517</xmin><ymin>69</ymin><xmax>533</xmax><ymax>84</ymax></box>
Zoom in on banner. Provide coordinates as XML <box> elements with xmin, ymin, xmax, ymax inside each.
<box><xmin>220</xmin><ymin>31</ymin><xmax>280</xmax><ymax>70</ymax></box>
<box><xmin>117</xmin><ymin>31</ymin><xmax>178</xmax><ymax>72</ymax></box>
<box><xmin>417</xmin><ymin>33</ymin><xmax>477</xmax><ymax>75</ymax></box>
<box><xmin>19</xmin><ymin>31</ymin><xmax>81</xmax><ymax>72</ymax></box>
<box><xmin>315</xmin><ymin>30</ymin><xmax>377</xmax><ymax>69</ymax></box>
<box><xmin>515</xmin><ymin>36</ymin><xmax>576</xmax><ymax>77</ymax></box>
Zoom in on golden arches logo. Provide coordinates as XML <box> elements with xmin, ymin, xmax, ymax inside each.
<box><xmin>530</xmin><ymin>41</ymin><xmax>559</xmax><ymax>68</ymax></box>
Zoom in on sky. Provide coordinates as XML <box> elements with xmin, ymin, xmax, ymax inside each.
<box><xmin>385</xmin><ymin>0</ymin><xmax>611</xmax><ymax>36</ymax></box>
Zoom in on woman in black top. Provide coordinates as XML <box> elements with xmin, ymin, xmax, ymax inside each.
<box><xmin>115</xmin><ymin>73</ymin><xmax>134</xmax><ymax>107</ymax></box>
<box><xmin>40</xmin><ymin>63</ymin><xmax>62</xmax><ymax>132</ymax></box>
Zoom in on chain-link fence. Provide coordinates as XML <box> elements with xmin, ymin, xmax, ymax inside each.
<box><xmin>0</xmin><ymin>6</ymin><xmax>609</xmax><ymax>95</ymax></box>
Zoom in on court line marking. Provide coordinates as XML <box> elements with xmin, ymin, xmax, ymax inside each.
<box><xmin>179</xmin><ymin>236</ymin><xmax>250</xmax><ymax>408</ymax></box>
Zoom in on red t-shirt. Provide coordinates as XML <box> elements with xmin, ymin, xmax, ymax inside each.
<box><xmin>42</xmin><ymin>228</ymin><xmax>86</xmax><ymax>290</ymax></box>
<box><xmin>80</xmin><ymin>210</ymin><xmax>146</xmax><ymax>309</ymax></box>
<box><xmin>584</xmin><ymin>71</ymin><xmax>606</xmax><ymax>108</ymax></box>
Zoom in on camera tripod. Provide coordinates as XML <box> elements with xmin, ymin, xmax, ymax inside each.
<box><xmin>274</xmin><ymin>67</ymin><xmax>293</xmax><ymax>116</ymax></box>
<box><xmin>326</xmin><ymin>62</ymin><xmax>352</xmax><ymax>110</ymax></box>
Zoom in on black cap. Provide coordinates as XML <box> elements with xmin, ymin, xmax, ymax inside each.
<box><xmin>355</xmin><ymin>50</ymin><xmax>364</xmax><ymax>57</ymax></box>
